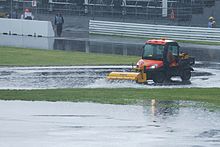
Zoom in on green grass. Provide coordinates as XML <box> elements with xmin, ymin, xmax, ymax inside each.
<box><xmin>0</xmin><ymin>46</ymin><xmax>139</xmax><ymax>66</ymax></box>
<box><xmin>0</xmin><ymin>88</ymin><xmax>220</xmax><ymax>106</ymax></box>
<box><xmin>0</xmin><ymin>46</ymin><xmax>220</xmax><ymax>107</ymax></box>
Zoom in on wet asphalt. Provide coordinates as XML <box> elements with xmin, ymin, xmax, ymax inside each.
<box><xmin>0</xmin><ymin>64</ymin><xmax>220</xmax><ymax>89</ymax></box>
<box><xmin>1</xmin><ymin>100</ymin><xmax>220</xmax><ymax>147</ymax></box>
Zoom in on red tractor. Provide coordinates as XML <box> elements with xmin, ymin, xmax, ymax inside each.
<box><xmin>108</xmin><ymin>39</ymin><xmax>195</xmax><ymax>83</ymax></box>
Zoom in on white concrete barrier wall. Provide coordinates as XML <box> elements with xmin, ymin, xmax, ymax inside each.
<box><xmin>0</xmin><ymin>35</ymin><xmax>54</xmax><ymax>49</ymax></box>
<box><xmin>89</xmin><ymin>20</ymin><xmax>220</xmax><ymax>42</ymax></box>
<box><xmin>0</xmin><ymin>18</ymin><xmax>55</xmax><ymax>37</ymax></box>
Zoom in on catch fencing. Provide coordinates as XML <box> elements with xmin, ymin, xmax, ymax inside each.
<box><xmin>89</xmin><ymin>20</ymin><xmax>220</xmax><ymax>42</ymax></box>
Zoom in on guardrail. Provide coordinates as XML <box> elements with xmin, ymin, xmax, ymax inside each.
<box><xmin>89</xmin><ymin>20</ymin><xmax>220</xmax><ymax>42</ymax></box>
<box><xmin>0</xmin><ymin>18</ymin><xmax>55</xmax><ymax>37</ymax></box>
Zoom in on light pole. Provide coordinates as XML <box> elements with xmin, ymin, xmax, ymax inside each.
<box><xmin>162</xmin><ymin>0</ymin><xmax>168</xmax><ymax>17</ymax></box>
<box><xmin>10</xmin><ymin>0</ymin><xmax>13</xmax><ymax>18</ymax></box>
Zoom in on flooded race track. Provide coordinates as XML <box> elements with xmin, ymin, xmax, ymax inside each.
<box><xmin>0</xmin><ymin>33</ymin><xmax>220</xmax><ymax>89</ymax></box>
<box><xmin>0</xmin><ymin>100</ymin><xmax>220</xmax><ymax>147</ymax></box>
<box><xmin>1</xmin><ymin>28</ymin><xmax>220</xmax><ymax>147</ymax></box>
<box><xmin>0</xmin><ymin>63</ymin><xmax>220</xmax><ymax>89</ymax></box>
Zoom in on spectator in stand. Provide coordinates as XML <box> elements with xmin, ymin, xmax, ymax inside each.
<box><xmin>21</xmin><ymin>8</ymin><xmax>34</xmax><ymax>20</ymax></box>
<box><xmin>208</xmin><ymin>16</ymin><xmax>216</xmax><ymax>28</ymax></box>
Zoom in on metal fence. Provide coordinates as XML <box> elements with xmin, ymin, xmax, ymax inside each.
<box><xmin>0</xmin><ymin>0</ymin><xmax>219</xmax><ymax>27</ymax></box>
<box><xmin>89</xmin><ymin>20</ymin><xmax>220</xmax><ymax>42</ymax></box>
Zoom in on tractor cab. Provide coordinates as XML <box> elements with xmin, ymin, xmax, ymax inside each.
<box><xmin>137</xmin><ymin>39</ymin><xmax>180</xmax><ymax>70</ymax></box>
<box><xmin>136</xmin><ymin>39</ymin><xmax>195</xmax><ymax>83</ymax></box>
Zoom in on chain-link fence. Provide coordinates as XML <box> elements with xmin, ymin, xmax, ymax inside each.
<box><xmin>0</xmin><ymin>0</ymin><xmax>218</xmax><ymax>27</ymax></box>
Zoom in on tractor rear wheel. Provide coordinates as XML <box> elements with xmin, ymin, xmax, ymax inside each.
<box><xmin>181</xmin><ymin>70</ymin><xmax>191</xmax><ymax>81</ymax></box>
<box><xmin>153</xmin><ymin>72</ymin><xmax>166</xmax><ymax>83</ymax></box>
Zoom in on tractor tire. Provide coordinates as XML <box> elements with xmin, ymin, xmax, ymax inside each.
<box><xmin>181</xmin><ymin>70</ymin><xmax>191</xmax><ymax>81</ymax></box>
<box><xmin>153</xmin><ymin>72</ymin><xmax>166</xmax><ymax>83</ymax></box>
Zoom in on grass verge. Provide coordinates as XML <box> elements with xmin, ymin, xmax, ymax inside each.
<box><xmin>0</xmin><ymin>47</ymin><xmax>139</xmax><ymax>66</ymax></box>
<box><xmin>0</xmin><ymin>88</ymin><xmax>220</xmax><ymax>106</ymax></box>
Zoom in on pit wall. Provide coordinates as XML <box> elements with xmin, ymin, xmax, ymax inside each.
<box><xmin>0</xmin><ymin>18</ymin><xmax>55</xmax><ymax>37</ymax></box>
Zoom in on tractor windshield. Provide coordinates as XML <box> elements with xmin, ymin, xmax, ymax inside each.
<box><xmin>142</xmin><ymin>44</ymin><xmax>164</xmax><ymax>60</ymax></box>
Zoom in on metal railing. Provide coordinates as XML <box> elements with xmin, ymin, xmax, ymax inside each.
<box><xmin>0</xmin><ymin>0</ymin><xmax>215</xmax><ymax>25</ymax></box>
<box><xmin>0</xmin><ymin>1</ymin><xmax>218</xmax><ymax>27</ymax></box>
<box><xmin>89</xmin><ymin>20</ymin><xmax>220</xmax><ymax>42</ymax></box>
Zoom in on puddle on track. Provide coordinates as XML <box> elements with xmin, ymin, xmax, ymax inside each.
<box><xmin>0</xmin><ymin>100</ymin><xmax>220</xmax><ymax>147</ymax></box>
<box><xmin>0</xmin><ymin>65</ymin><xmax>220</xmax><ymax>89</ymax></box>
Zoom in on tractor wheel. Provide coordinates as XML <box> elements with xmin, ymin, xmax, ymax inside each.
<box><xmin>153</xmin><ymin>72</ymin><xmax>166</xmax><ymax>83</ymax></box>
<box><xmin>181</xmin><ymin>70</ymin><xmax>191</xmax><ymax>81</ymax></box>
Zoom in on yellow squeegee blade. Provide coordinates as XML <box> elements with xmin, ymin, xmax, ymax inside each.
<box><xmin>107</xmin><ymin>72</ymin><xmax>147</xmax><ymax>83</ymax></box>
<box><xmin>107</xmin><ymin>72</ymin><xmax>140</xmax><ymax>80</ymax></box>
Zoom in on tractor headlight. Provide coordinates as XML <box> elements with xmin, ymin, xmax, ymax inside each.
<box><xmin>149</xmin><ymin>64</ymin><xmax>158</xmax><ymax>69</ymax></box>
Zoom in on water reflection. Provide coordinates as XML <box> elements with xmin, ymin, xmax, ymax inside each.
<box><xmin>1</xmin><ymin>34</ymin><xmax>220</xmax><ymax>62</ymax></box>
<box><xmin>53</xmin><ymin>38</ymin><xmax>220</xmax><ymax>62</ymax></box>
<box><xmin>53</xmin><ymin>38</ymin><xmax>86</xmax><ymax>52</ymax></box>
<box><xmin>1</xmin><ymin>100</ymin><xmax>220</xmax><ymax>147</ymax></box>
<box><xmin>53</xmin><ymin>38</ymin><xmax>142</xmax><ymax>56</ymax></box>
<box><xmin>145</xmin><ymin>99</ymin><xmax>180</xmax><ymax>119</ymax></box>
